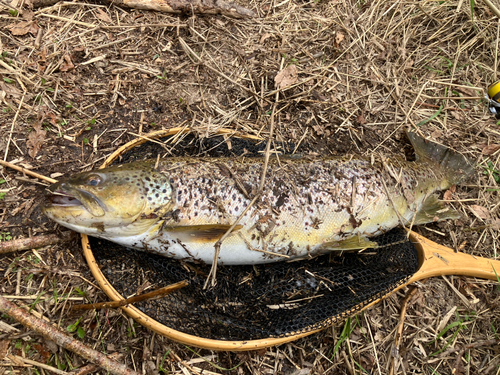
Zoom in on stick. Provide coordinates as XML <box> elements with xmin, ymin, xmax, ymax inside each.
<box><xmin>0</xmin><ymin>232</ymin><xmax>75</xmax><ymax>254</ymax></box>
<box><xmin>20</xmin><ymin>0</ymin><xmax>255</xmax><ymax>18</ymax></box>
<box><xmin>0</xmin><ymin>296</ymin><xmax>140</xmax><ymax>375</ymax></box>
<box><xmin>71</xmin><ymin>280</ymin><xmax>188</xmax><ymax>310</ymax></box>
<box><xmin>0</xmin><ymin>160</ymin><xmax>57</xmax><ymax>184</ymax></box>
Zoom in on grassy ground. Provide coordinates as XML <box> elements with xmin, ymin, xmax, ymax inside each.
<box><xmin>0</xmin><ymin>0</ymin><xmax>499</xmax><ymax>374</ymax></box>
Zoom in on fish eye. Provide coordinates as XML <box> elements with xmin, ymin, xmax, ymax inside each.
<box><xmin>87</xmin><ymin>175</ymin><xmax>101</xmax><ymax>186</ymax></box>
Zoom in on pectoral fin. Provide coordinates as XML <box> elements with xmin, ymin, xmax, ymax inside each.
<box><xmin>321</xmin><ymin>236</ymin><xmax>378</xmax><ymax>251</ymax></box>
<box><xmin>162</xmin><ymin>224</ymin><xmax>243</xmax><ymax>242</ymax></box>
<box><xmin>413</xmin><ymin>194</ymin><xmax>461</xmax><ymax>225</ymax></box>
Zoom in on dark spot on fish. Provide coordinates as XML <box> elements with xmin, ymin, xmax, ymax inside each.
<box><xmin>125</xmin><ymin>177</ymin><xmax>130</xmax><ymax>181</ymax></box>
<box><xmin>155</xmin><ymin>193</ymin><xmax>159</xmax><ymax>198</ymax></box>
<box><xmin>146</xmin><ymin>177</ymin><xmax>151</xmax><ymax>181</ymax></box>
<box><xmin>156</xmin><ymin>185</ymin><xmax>160</xmax><ymax>189</ymax></box>
<box><xmin>148</xmin><ymin>197</ymin><xmax>152</xmax><ymax>201</ymax></box>
<box><xmin>162</xmin><ymin>189</ymin><xmax>167</xmax><ymax>193</ymax></box>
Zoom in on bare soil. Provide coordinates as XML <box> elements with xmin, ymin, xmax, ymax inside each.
<box><xmin>0</xmin><ymin>0</ymin><xmax>499</xmax><ymax>374</ymax></box>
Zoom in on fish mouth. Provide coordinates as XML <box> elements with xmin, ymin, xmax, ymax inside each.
<box><xmin>44</xmin><ymin>186</ymin><xmax>106</xmax><ymax>217</ymax></box>
<box><xmin>47</xmin><ymin>190</ymin><xmax>83</xmax><ymax>207</ymax></box>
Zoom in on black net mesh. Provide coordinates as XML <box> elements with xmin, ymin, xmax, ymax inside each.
<box><xmin>90</xmin><ymin>228</ymin><xmax>419</xmax><ymax>341</ymax></box>
<box><xmin>87</xmin><ymin>133</ymin><xmax>420</xmax><ymax>341</ymax></box>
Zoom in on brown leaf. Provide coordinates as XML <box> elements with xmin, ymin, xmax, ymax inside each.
<box><xmin>443</xmin><ymin>190</ymin><xmax>453</xmax><ymax>201</ymax></box>
<box><xmin>22</xmin><ymin>10</ymin><xmax>34</xmax><ymax>21</ymax></box>
<box><xmin>356</xmin><ymin>114</ymin><xmax>367</xmax><ymax>125</ymax></box>
<box><xmin>335</xmin><ymin>32</ymin><xmax>345</xmax><ymax>46</ymax></box>
<box><xmin>96</xmin><ymin>8</ymin><xmax>113</xmax><ymax>23</ymax></box>
<box><xmin>481</xmin><ymin>144</ymin><xmax>500</xmax><ymax>155</ymax></box>
<box><xmin>9</xmin><ymin>21</ymin><xmax>39</xmax><ymax>36</ymax></box>
<box><xmin>430</xmin><ymin>129</ymin><xmax>442</xmax><ymax>139</ymax></box>
<box><xmin>32</xmin><ymin>344</ymin><xmax>51</xmax><ymax>362</ymax></box>
<box><xmin>26</xmin><ymin>108</ymin><xmax>54</xmax><ymax>158</ymax></box>
<box><xmin>59</xmin><ymin>54</ymin><xmax>75</xmax><ymax>72</ymax></box>
<box><xmin>10</xmin><ymin>21</ymin><xmax>32</xmax><ymax>36</ymax></box>
<box><xmin>469</xmin><ymin>205</ymin><xmax>491</xmax><ymax>220</ymax></box>
<box><xmin>491</xmin><ymin>218</ymin><xmax>500</xmax><ymax>230</ymax></box>
<box><xmin>27</xmin><ymin>125</ymin><xmax>46</xmax><ymax>158</ymax></box>
<box><xmin>274</xmin><ymin>64</ymin><xmax>298</xmax><ymax>90</ymax></box>
<box><xmin>260</xmin><ymin>33</ymin><xmax>271</xmax><ymax>44</ymax></box>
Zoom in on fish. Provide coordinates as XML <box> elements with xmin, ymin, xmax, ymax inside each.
<box><xmin>42</xmin><ymin>132</ymin><xmax>474</xmax><ymax>265</ymax></box>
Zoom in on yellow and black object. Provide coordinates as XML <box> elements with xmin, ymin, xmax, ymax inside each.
<box><xmin>487</xmin><ymin>80</ymin><xmax>500</xmax><ymax>119</ymax></box>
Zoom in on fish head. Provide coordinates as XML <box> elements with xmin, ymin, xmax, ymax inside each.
<box><xmin>42</xmin><ymin>162</ymin><xmax>174</xmax><ymax>237</ymax></box>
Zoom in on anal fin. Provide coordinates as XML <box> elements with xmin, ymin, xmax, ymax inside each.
<box><xmin>321</xmin><ymin>236</ymin><xmax>378</xmax><ymax>251</ymax></box>
<box><xmin>414</xmin><ymin>194</ymin><xmax>461</xmax><ymax>225</ymax></box>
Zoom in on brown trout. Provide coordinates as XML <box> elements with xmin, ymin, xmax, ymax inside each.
<box><xmin>42</xmin><ymin>132</ymin><xmax>474</xmax><ymax>265</ymax></box>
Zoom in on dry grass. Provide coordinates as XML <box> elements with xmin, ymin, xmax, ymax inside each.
<box><xmin>0</xmin><ymin>0</ymin><xmax>499</xmax><ymax>374</ymax></box>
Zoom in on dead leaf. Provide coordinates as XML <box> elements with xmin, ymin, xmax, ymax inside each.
<box><xmin>26</xmin><ymin>108</ymin><xmax>55</xmax><ymax>158</ymax></box>
<box><xmin>430</xmin><ymin>129</ymin><xmax>442</xmax><ymax>139</ymax></box>
<box><xmin>9</xmin><ymin>21</ymin><xmax>39</xmax><ymax>36</ymax></box>
<box><xmin>443</xmin><ymin>190</ymin><xmax>453</xmax><ymax>201</ymax></box>
<box><xmin>491</xmin><ymin>218</ymin><xmax>500</xmax><ymax>230</ymax></box>
<box><xmin>27</xmin><ymin>125</ymin><xmax>46</xmax><ymax>159</ymax></box>
<box><xmin>96</xmin><ymin>8</ymin><xmax>113</xmax><ymax>23</ymax></box>
<box><xmin>59</xmin><ymin>54</ymin><xmax>75</xmax><ymax>72</ymax></box>
<box><xmin>260</xmin><ymin>33</ymin><xmax>271</xmax><ymax>44</ymax></box>
<box><xmin>274</xmin><ymin>64</ymin><xmax>298</xmax><ymax>90</ymax></box>
<box><xmin>481</xmin><ymin>144</ymin><xmax>500</xmax><ymax>155</ymax></box>
<box><xmin>335</xmin><ymin>32</ymin><xmax>345</xmax><ymax>46</ymax></box>
<box><xmin>22</xmin><ymin>9</ymin><xmax>34</xmax><ymax>21</ymax></box>
<box><xmin>0</xmin><ymin>340</ymin><xmax>9</xmax><ymax>359</ymax></box>
<box><xmin>356</xmin><ymin>114</ymin><xmax>367</xmax><ymax>125</ymax></box>
<box><xmin>469</xmin><ymin>205</ymin><xmax>491</xmax><ymax>220</ymax></box>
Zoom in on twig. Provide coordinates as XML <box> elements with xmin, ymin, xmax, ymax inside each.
<box><xmin>0</xmin><ymin>160</ymin><xmax>57</xmax><ymax>184</ymax></box>
<box><xmin>0</xmin><ymin>296</ymin><xmax>140</xmax><ymax>375</ymax></box>
<box><xmin>204</xmin><ymin>104</ymin><xmax>277</xmax><ymax>288</ymax></box>
<box><xmin>389</xmin><ymin>284</ymin><xmax>423</xmax><ymax>375</ymax></box>
<box><xmin>8</xmin><ymin>355</ymin><xmax>68</xmax><ymax>375</ymax></box>
<box><xmin>3</xmin><ymin>95</ymin><xmax>24</xmax><ymax>162</ymax></box>
<box><xmin>71</xmin><ymin>280</ymin><xmax>188</xmax><ymax>310</ymax></box>
<box><xmin>0</xmin><ymin>232</ymin><xmax>75</xmax><ymax>254</ymax></box>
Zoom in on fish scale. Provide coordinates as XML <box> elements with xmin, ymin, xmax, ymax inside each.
<box><xmin>42</xmin><ymin>132</ymin><xmax>474</xmax><ymax>265</ymax></box>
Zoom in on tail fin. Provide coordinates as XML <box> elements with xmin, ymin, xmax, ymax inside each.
<box><xmin>406</xmin><ymin>131</ymin><xmax>475</xmax><ymax>185</ymax></box>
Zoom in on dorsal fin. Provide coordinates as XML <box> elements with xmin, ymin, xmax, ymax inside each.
<box><xmin>406</xmin><ymin>131</ymin><xmax>475</xmax><ymax>185</ymax></box>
